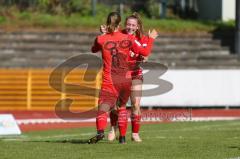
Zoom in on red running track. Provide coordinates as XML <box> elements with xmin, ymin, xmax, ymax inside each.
<box><xmin>1</xmin><ymin>109</ymin><xmax>240</xmax><ymax>132</ymax></box>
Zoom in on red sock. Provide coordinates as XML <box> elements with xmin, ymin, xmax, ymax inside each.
<box><xmin>110</xmin><ymin>110</ymin><xmax>118</xmax><ymax>127</ymax></box>
<box><xmin>96</xmin><ymin>111</ymin><xmax>108</xmax><ymax>131</ymax></box>
<box><xmin>118</xmin><ymin>107</ymin><xmax>128</xmax><ymax>136</ymax></box>
<box><xmin>131</xmin><ymin>114</ymin><xmax>141</xmax><ymax>133</ymax></box>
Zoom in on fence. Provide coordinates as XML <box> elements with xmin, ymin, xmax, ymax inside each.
<box><xmin>0</xmin><ymin>68</ymin><xmax>101</xmax><ymax>111</ymax></box>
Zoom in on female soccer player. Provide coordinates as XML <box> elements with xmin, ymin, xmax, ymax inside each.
<box><xmin>88</xmin><ymin>12</ymin><xmax>158</xmax><ymax>144</ymax></box>
<box><xmin>102</xmin><ymin>13</ymin><xmax>150</xmax><ymax>142</ymax></box>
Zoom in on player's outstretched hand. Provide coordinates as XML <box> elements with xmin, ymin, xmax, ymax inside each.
<box><xmin>100</xmin><ymin>25</ymin><xmax>107</xmax><ymax>34</ymax></box>
<box><xmin>148</xmin><ymin>29</ymin><xmax>159</xmax><ymax>39</ymax></box>
<box><xmin>143</xmin><ymin>56</ymin><xmax>148</xmax><ymax>62</ymax></box>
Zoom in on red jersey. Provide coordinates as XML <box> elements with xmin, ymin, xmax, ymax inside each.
<box><xmin>120</xmin><ymin>29</ymin><xmax>152</xmax><ymax>79</ymax></box>
<box><xmin>128</xmin><ymin>34</ymin><xmax>150</xmax><ymax>70</ymax></box>
<box><xmin>92</xmin><ymin>31</ymin><xmax>153</xmax><ymax>94</ymax></box>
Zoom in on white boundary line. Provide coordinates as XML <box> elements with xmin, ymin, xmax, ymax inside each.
<box><xmin>16</xmin><ymin>117</ymin><xmax>240</xmax><ymax>125</ymax></box>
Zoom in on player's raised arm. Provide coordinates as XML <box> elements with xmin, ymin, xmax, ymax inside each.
<box><xmin>91</xmin><ymin>37</ymin><xmax>101</xmax><ymax>53</ymax></box>
<box><xmin>92</xmin><ymin>24</ymin><xmax>107</xmax><ymax>53</ymax></box>
<box><xmin>131</xmin><ymin>29</ymin><xmax>158</xmax><ymax>56</ymax></box>
<box><xmin>100</xmin><ymin>25</ymin><xmax>107</xmax><ymax>34</ymax></box>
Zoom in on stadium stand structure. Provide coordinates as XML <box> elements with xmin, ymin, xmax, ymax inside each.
<box><xmin>0</xmin><ymin>31</ymin><xmax>239</xmax><ymax>68</ymax></box>
<box><xmin>0</xmin><ymin>31</ymin><xmax>240</xmax><ymax>111</ymax></box>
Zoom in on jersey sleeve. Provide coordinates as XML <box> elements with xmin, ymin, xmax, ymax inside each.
<box><xmin>131</xmin><ymin>37</ymin><xmax>154</xmax><ymax>56</ymax></box>
<box><xmin>91</xmin><ymin>37</ymin><xmax>101</xmax><ymax>53</ymax></box>
<box><xmin>141</xmin><ymin>35</ymin><xmax>150</xmax><ymax>48</ymax></box>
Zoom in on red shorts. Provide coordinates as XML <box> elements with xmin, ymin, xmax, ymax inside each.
<box><xmin>98</xmin><ymin>73</ymin><xmax>132</xmax><ymax>108</ymax></box>
<box><xmin>98</xmin><ymin>87</ymin><xmax>117</xmax><ymax>108</ymax></box>
<box><xmin>131</xmin><ymin>68</ymin><xmax>143</xmax><ymax>81</ymax></box>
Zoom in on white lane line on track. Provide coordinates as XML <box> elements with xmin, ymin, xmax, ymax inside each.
<box><xmin>16</xmin><ymin>117</ymin><xmax>240</xmax><ymax>125</ymax></box>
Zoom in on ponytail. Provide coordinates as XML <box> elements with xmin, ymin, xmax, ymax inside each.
<box><xmin>106</xmin><ymin>12</ymin><xmax>121</xmax><ymax>34</ymax></box>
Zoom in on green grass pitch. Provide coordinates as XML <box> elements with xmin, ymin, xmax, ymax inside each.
<box><xmin>1</xmin><ymin>121</ymin><xmax>240</xmax><ymax>159</ymax></box>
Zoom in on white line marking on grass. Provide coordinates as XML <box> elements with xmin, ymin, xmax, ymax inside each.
<box><xmin>1</xmin><ymin>132</ymin><xmax>95</xmax><ymax>142</ymax></box>
<box><xmin>144</xmin><ymin>136</ymin><xmax>167</xmax><ymax>139</ymax></box>
<box><xmin>32</xmin><ymin>132</ymin><xmax>95</xmax><ymax>139</ymax></box>
<box><xmin>140</xmin><ymin>121</ymin><xmax>240</xmax><ymax>133</ymax></box>
<box><xmin>144</xmin><ymin>136</ymin><xmax>202</xmax><ymax>140</ymax></box>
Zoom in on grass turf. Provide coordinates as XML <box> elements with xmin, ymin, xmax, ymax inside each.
<box><xmin>0</xmin><ymin>121</ymin><xmax>240</xmax><ymax>159</ymax></box>
<box><xmin>0</xmin><ymin>10</ymin><xmax>235</xmax><ymax>33</ymax></box>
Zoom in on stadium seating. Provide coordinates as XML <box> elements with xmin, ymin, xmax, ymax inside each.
<box><xmin>0</xmin><ymin>31</ymin><xmax>239</xmax><ymax>110</ymax></box>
